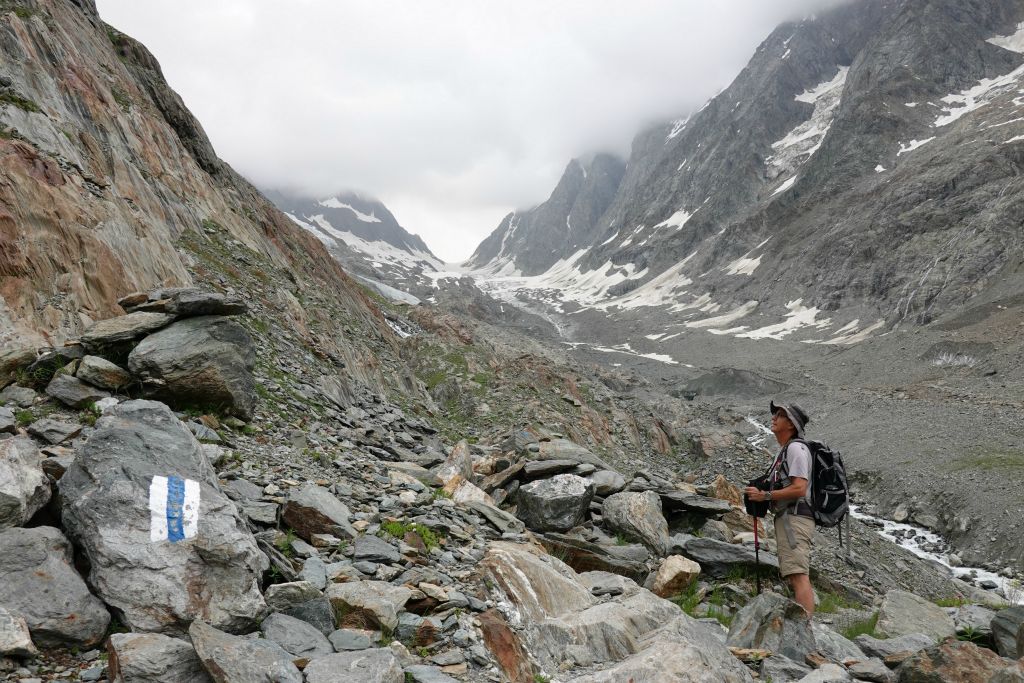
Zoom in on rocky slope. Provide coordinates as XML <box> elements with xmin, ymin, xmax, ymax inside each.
<box><xmin>3</xmin><ymin>1</ymin><xmax>1024</xmax><ymax>682</ymax></box>
<box><xmin>265</xmin><ymin>189</ymin><xmax>445</xmax><ymax>304</ymax></box>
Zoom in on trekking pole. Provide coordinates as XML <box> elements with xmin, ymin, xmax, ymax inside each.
<box><xmin>753</xmin><ymin>516</ymin><xmax>761</xmax><ymax>595</ymax></box>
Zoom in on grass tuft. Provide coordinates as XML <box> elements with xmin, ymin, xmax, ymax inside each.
<box><xmin>841</xmin><ymin>611</ymin><xmax>879</xmax><ymax>640</ymax></box>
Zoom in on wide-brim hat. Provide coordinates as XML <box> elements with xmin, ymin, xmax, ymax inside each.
<box><xmin>770</xmin><ymin>401</ymin><xmax>809</xmax><ymax>439</ymax></box>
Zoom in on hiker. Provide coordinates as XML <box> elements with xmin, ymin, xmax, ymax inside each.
<box><xmin>744</xmin><ymin>402</ymin><xmax>815</xmax><ymax>618</ymax></box>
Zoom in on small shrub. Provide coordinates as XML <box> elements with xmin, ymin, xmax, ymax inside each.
<box><xmin>818</xmin><ymin>590</ymin><xmax>861</xmax><ymax>614</ymax></box>
<box><xmin>933</xmin><ymin>596</ymin><xmax>966</xmax><ymax>608</ymax></box>
<box><xmin>14</xmin><ymin>409</ymin><xmax>33</xmax><ymax>427</ymax></box>
<box><xmin>110</xmin><ymin>86</ymin><xmax>131</xmax><ymax>112</ymax></box>
<box><xmin>380</xmin><ymin>520</ymin><xmax>408</xmax><ymax>539</ymax></box>
<box><xmin>671</xmin><ymin>581</ymin><xmax>702</xmax><ymax>615</ymax></box>
<box><xmin>957</xmin><ymin>625</ymin><xmax>987</xmax><ymax>644</ymax></box>
<box><xmin>431</xmin><ymin>487</ymin><xmax>452</xmax><ymax>500</ymax></box>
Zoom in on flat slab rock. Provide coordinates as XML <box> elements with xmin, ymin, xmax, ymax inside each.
<box><xmin>302</xmin><ymin>649</ymin><xmax>405</xmax><ymax>683</ymax></box>
<box><xmin>0</xmin><ymin>436</ymin><xmax>51</xmax><ymax>529</ymax></box>
<box><xmin>282</xmin><ymin>484</ymin><xmax>357</xmax><ymax>542</ymax></box>
<box><xmin>44</xmin><ymin>374</ymin><xmax>109</xmax><ymax>409</ymax></box>
<box><xmin>58</xmin><ymin>400</ymin><xmax>267</xmax><ymax>635</ymax></box>
<box><xmin>189</xmin><ymin>621</ymin><xmax>301</xmax><ymax>683</ymax></box>
<box><xmin>27</xmin><ymin>417</ymin><xmax>82</xmax><ymax>445</ymax></box>
<box><xmin>876</xmin><ymin>590</ymin><xmax>955</xmax><ymax>641</ymax></box>
<box><xmin>81</xmin><ymin>311</ymin><xmax>176</xmax><ymax>347</ymax></box>
<box><xmin>107</xmin><ymin>632</ymin><xmax>212</xmax><ymax>683</ymax></box>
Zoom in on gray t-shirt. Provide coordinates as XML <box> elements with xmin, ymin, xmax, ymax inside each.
<box><xmin>771</xmin><ymin>441</ymin><xmax>812</xmax><ymax>512</ymax></box>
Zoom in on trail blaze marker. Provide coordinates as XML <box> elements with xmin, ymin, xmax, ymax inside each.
<box><xmin>149</xmin><ymin>475</ymin><xmax>200</xmax><ymax>542</ymax></box>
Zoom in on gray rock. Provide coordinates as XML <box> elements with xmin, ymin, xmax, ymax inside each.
<box><xmin>990</xmin><ymin>666</ymin><xmax>1024</xmax><ymax>683</ymax></box>
<box><xmin>853</xmin><ymin>633</ymin><xmax>934</xmax><ymax>659</ymax></box>
<box><xmin>76</xmin><ymin>355</ymin><xmax>131</xmax><ymax>391</ymax></box>
<box><xmin>353</xmin><ymin>535</ymin><xmax>401</xmax><ymax>564</ymax></box>
<box><xmin>129</xmin><ymin>289</ymin><xmax>248</xmax><ymax>317</ymax></box>
<box><xmin>0</xmin><ymin>385</ymin><xmax>37</xmax><ymax>408</ymax></box>
<box><xmin>59</xmin><ymin>400</ymin><xmax>267</xmax><ymax>635</ymax></box>
<box><xmin>259</xmin><ymin>612</ymin><xmax>333</xmax><ymax>660</ymax></box>
<box><xmin>326</xmin><ymin>582</ymin><xmax>413</xmax><ymax>632</ymax></box>
<box><xmin>299</xmin><ymin>556</ymin><xmax>328</xmax><ymax>590</ymax></box>
<box><xmin>264</xmin><ymin>581</ymin><xmax>323</xmax><ymax>612</ymax></box>
<box><xmin>107</xmin><ymin>632</ymin><xmax>211</xmax><ymax>683</ymax></box>
<box><xmin>0</xmin><ymin>406</ymin><xmax>15</xmax><ymax>435</ymax></box>
<box><xmin>282</xmin><ymin>597</ymin><xmax>335</xmax><ymax>636</ymax></box>
<box><xmin>587</xmin><ymin>470</ymin><xmax>626</xmax><ymax>497</ymax></box>
<box><xmin>542</xmin><ymin>533</ymin><xmax>651</xmax><ymax>581</ymax></box>
<box><xmin>0</xmin><ymin>436</ymin><xmax>50</xmax><ymax>528</ymax></box>
<box><xmin>44</xmin><ymin>374</ymin><xmax>110</xmax><ymax>408</ymax></box>
<box><xmin>536</xmin><ymin>439</ymin><xmax>614</xmax><ymax>470</ymax></box>
<box><xmin>0</xmin><ymin>607</ymin><xmax>37</xmax><ymax>658</ymax></box>
<box><xmin>846</xmin><ymin>657</ymin><xmax>895</xmax><ymax>683</ymax></box>
<box><xmin>660</xmin><ymin>491</ymin><xmax>734</xmax><ymax>515</ymax></box>
<box><xmin>241</xmin><ymin>501</ymin><xmax>279</xmax><ymax>526</ymax></box>
<box><xmin>462</xmin><ymin>499</ymin><xmax>525</xmax><ymax>534</ymax></box>
<box><xmin>601</xmin><ymin>490</ymin><xmax>671</xmax><ymax>554</ymax></box>
<box><xmin>522</xmin><ymin>459</ymin><xmax>578</xmax><ymax>479</ymax></box>
<box><xmin>328</xmin><ymin>629</ymin><xmax>375</xmax><ymax>652</ymax></box>
<box><xmin>516</xmin><ymin>474</ymin><xmax>594</xmax><ymax>533</ymax></box>
<box><xmin>81</xmin><ymin>312</ymin><xmax>176</xmax><ymax>347</ymax></box>
<box><xmin>403</xmin><ymin>665</ymin><xmax>459</xmax><ymax>683</ymax></box>
<box><xmin>876</xmin><ymin>590</ymin><xmax>955</xmax><ymax>641</ymax></box>
<box><xmin>222</xmin><ymin>479</ymin><xmax>264</xmax><ymax>502</ymax></box>
<box><xmin>760</xmin><ymin>655</ymin><xmax>811</xmax><ymax>683</ymax></box>
<box><xmin>189</xmin><ymin>621</ymin><xmax>301</xmax><ymax>683</ymax></box>
<box><xmin>127</xmin><ymin>316</ymin><xmax>256</xmax><ymax>419</ymax></box>
<box><xmin>679</xmin><ymin>536</ymin><xmax>779</xmax><ymax>577</ymax></box>
<box><xmin>698</xmin><ymin>519</ymin><xmax>734</xmax><ymax>543</ymax></box>
<box><xmin>952</xmin><ymin>604</ymin><xmax>996</xmax><ymax>637</ymax></box>
<box><xmin>27</xmin><ymin>418</ymin><xmax>82</xmax><ymax>445</ymax></box>
<box><xmin>811</xmin><ymin>622</ymin><xmax>865</xmax><ymax>664</ymax></box>
<box><xmin>282</xmin><ymin>484</ymin><xmax>356</xmax><ymax>542</ymax></box>
<box><xmin>0</xmin><ymin>526</ymin><xmax>110</xmax><ymax>647</ymax></box>
<box><xmin>302</xmin><ymin>649</ymin><xmax>404</xmax><ymax>683</ymax></box>
<box><xmin>992</xmin><ymin>605</ymin><xmax>1024</xmax><ymax>658</ymax></box>
<box><xmin>796</xmin><ymin>663</ymin><xmax>851</xmax><ymax>682</ymax></box>
<box><xmin>727</xmin><ymin>592</ymin><xmax>816</xmax><ymax>662</ymax></box>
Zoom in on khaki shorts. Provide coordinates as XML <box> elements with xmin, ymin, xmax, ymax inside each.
<box><xmin>774</xmin><ymin>514</ymin><xmax>814</xmax><ymax>577</ymax></box>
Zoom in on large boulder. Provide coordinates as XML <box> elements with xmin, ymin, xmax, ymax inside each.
<box><xmin>302</xmin><ymin>649</ymin><xmax>405</xmax><ymax>683</ymax></box>
<box><xmin>726</xmin><ymin>592</ymin><xmax>816</xmax><ymax>663</ymax></box>
<box><xmin>855</xmin><ymin>633</ymin><xmax>935</xmax><ymax>660</ymax></box>
<box><xmin>0</xmin><ymin>346</ymin><xmax>36</xmax><ymax>389</ymax></box>
<box><xmin>59</xmin><ymin>400</ymin><xmax>268</xmax><ymax>635</ymax></box>
<box><xmin>282</xmin><ymin>484</ymin><xmax>357</xmax><ymax>542</ymax></box>
<box><xmin>480</xmin><ymin>542</ymin><xmax>752</xmax><ymax>681</ymax></box>
<box><xmin>895</xmin><ymin>638</ymin><xmax>1016</xmax><ymax>683</ymax></box>
<box><xmin>536</xmin><ymin>439</ymin><xmax>614</xmax><ymax>470</ymax></box>
<box><xmin>128</xmin><ymin>316</ymin><xmax>256</xmax><ymax>419</ymax></box>
<box><xmin>601</xmin><ymin>491</ymin><xmax>670</xmax><ymax>554</ymax></box>
<box><xmin>876</xmin><ymin>590</ymin><xmax>955</xmax><ymax>641</ymax></box>
<box><xmin>0</xmin><ymin>526</ymin><xmax>110</xmax><ymax>647</ymax></box>
<box><xmin>516</xmin><ymin>474</ymin><xmax>595</xmax><ymax>533</ymax></box>
<box><xmin>189</xmin><ymin>621</ymin><xmax>302</xmax><ymax>683</ymax></box>
<box><xmin>107</xmin><ymin>632</ymin><xmax>212</xmax><ymax>683</ymax></box>
<box><xmin>992</xmin><ymin>606</ymin><xmax>1024</xmax><ymax>659</ymax></box>
<box><xmin>678</xmin><ymin>536</ymin><xmax>779</xmax><ymax>577</ymax></box>
<box><xmin>0</xmin><ymin>436</ymin><xmax>50</xmax><ymax>528</ymax></box>
<box><xmin>76</xmin><ymin>355</ymin><xmax>132</xmax><ymax>391</ymax></box>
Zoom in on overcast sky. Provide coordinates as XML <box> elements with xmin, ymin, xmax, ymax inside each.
<box><xmin>96</xmin><ymin>1</ymin><xmax>846</xmax><ymax>263</ymax></box>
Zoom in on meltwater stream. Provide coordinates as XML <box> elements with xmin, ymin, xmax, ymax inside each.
<box><xmin>849</xmin><ymin>505</ymin><xmax>1022</xmax><ymax>604</ymax></box>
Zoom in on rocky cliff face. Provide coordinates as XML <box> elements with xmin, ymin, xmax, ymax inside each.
<box><xmin>468</xmin><ymin>0</ymin><xmax>1024</xmax><ymax>343</ymax></box>
<box><xmin>0</xmin><ymin>0</ymin><xmax>388</xmax><ymax>370</ymax></box>
<box><xmin>466</xmin><ymin>154</ymin><xmax>626</xmax><ymax>276</ymax></box>
<box><xmin>265</xmin><ymin>189</ymin><xmax>444</xmax><ymax>304</ymax></box>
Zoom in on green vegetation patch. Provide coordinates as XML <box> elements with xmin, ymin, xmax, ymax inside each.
<box><xmin>840</xmin><ymin>611</ymin><xmax>879</xmax><ymax>640</ymax></box>
<box><xmin>379</xmin><ymin>520</ymin><xmax>441</xmax><ymax>551</ymax></box>
<box><xmin>817</xmin><ymin>589</ymin><xmax>862</xmax><ymax>614</ymax></box>
<box><xmin>950</xmin><ymin>450</ymin><xmax>1024</xmax><ymax>472</ymax></box>
<box><xmin>0</xmin><ymin>90</ymin><xmax>41</xmax><ymax>113</ymax></box>
<box><xmin>110</xmin><ymin>86</ymin><xmax>131</xmax><ymax>112</ymax></box>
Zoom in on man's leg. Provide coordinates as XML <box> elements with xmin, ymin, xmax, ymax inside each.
<box><xmin>787</xmin><ymin>573</ymin><xmax>814</xmax><ymax>618</ymax></box>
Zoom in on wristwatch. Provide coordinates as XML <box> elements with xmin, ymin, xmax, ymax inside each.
<box><xmin>765</xmin><ymin>491</ymin><xmax>773</xmax><ymax>501</ymax></box>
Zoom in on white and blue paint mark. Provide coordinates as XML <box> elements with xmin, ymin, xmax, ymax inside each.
<box><xmin>149</xmin><ymin>475</ymin><xmax>200</xmax><ymax>543</ymax></box>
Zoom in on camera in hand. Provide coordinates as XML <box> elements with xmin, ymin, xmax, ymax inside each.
<box><xmin>744</xmin><ymin>474</ymin><xmax>771</xmax><ymax>518</ymax></box>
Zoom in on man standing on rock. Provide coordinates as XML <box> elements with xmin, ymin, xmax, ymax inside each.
<box><xmin>744</xmin><ymin>402</ymin><xmax>815</xmax><ymax>618</ymax></box>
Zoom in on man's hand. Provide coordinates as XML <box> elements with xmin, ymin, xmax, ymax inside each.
<box><xmin>744</xmin><ymin>486</ymin><xmax>766</xmax><ymax>502</ymax></box>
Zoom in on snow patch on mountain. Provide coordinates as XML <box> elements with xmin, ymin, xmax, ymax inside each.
<box><xmin>766</xmin><ymin>66</ymin><xmax>848</xmax><ymax>179</ymax></box>
<box><xmin>897</xmin><ymin>137</ymin><xmax>935</xmax><ymax>156</ymax></box>
<box><xmin>292</xmin><ymin>212</ymin><xmax>443</xmax><ymax>272</ymax></box>
<box><xmin>933</xmin><ymin>63</ymin><xmax>1024</xmax><ymax>127</ymax></box>
<box><xmin>736</xmin><ymin>299</ymin><xmax>831</xmax><ymax>340</ymax></box>
<box><xmin>987</xmin><ymin>21</ymin><xmax>1024</xmax><ymax>53</ymax></box>
<box><xmin>653</xmin><ymin>209</ymin><xmax>694</xmax><ymax>231</ymax></box>
<box><xmin>318</xmin><ymin>197</ymin><xmax>382</xmax><ymax>223</ymax></box>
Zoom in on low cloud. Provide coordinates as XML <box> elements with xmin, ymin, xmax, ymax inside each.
<box><xmin>97</xmin><ymin>0</ymin><xmax>851</xmax><ymax>262</ymax></box>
